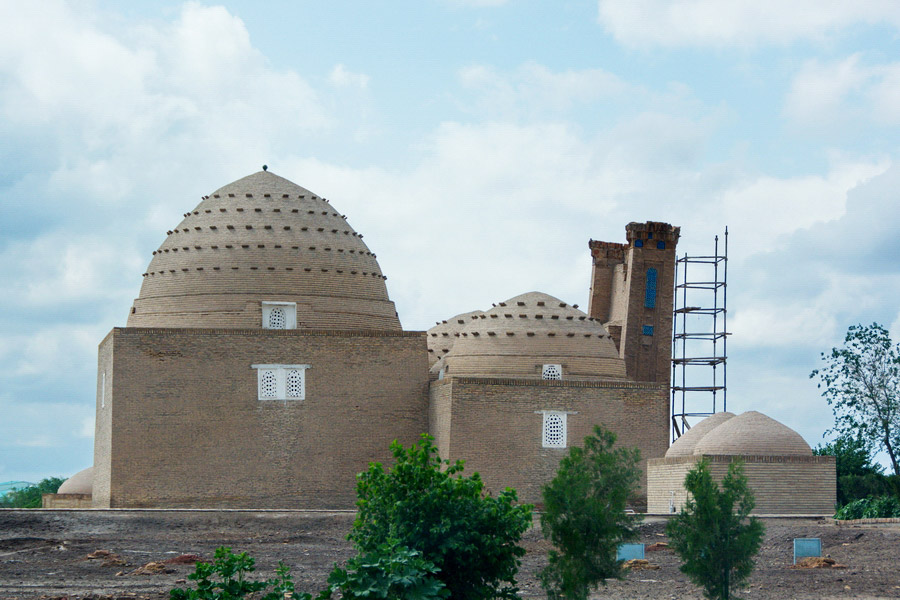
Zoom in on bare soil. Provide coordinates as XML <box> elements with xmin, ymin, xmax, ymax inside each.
<box><xmin>1</xmin><ymin>510</ymin><xmax>898</xmax><ymax>599</ymax></box>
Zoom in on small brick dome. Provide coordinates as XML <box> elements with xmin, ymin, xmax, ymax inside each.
<box><xmin>693</xmin><ymin>411</ymin><xmax>812</xmax><ymax>456</ymax></box>
<box><xmin>128</xmin><ymin>171</ymin><xmax>400</xmax><ymax>330</ymax></box>
<box><xmin>439</xmin><ymin>291</ymin><xmax>626</xmax><ymax>380</ymax></box>
<box><xmin>665</xmin><ymin>412</ymin><xmax>735</xmax><ymax>457</ymax></box>
<box><xmin>58</xmin><ymin>466</ymin><xmax>93</xmax><ymax>495</ymax></box>
<box><xmin>427</xmin><ymin>310</ymin><xmax>484</xmax><ymax>367</ymax></box>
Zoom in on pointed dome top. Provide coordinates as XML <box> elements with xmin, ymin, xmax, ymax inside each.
<box><xmin>665</xmin><ymin>412</ymin><xmax>735</xmax><ymax>457</ymax></box>
<box><xmin>693</xmin><ymin>411</ymin><xmax>812</xmax><ymax>456</ymax></box>
<box><xmin>437</xmin><ymin>291</ymin><xmax>626</xmax><ymax>380</ymax></box>
<box><xmin>128</xmin><ymin>171</ymin><xmax>400</xmax><ymax>330</ymax></box>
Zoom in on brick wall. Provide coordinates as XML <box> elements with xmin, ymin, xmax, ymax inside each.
<box><xmin>429</xmin><ymin>376</ymin><xmax>669</xmax><ymax>507</ymax></box>
<box><xmin>647</xmin><ymin>454</ymin><xmax>837</xmax><ymax>515</ymax></box>
<box><xmin>99</xmin><ymin>327</ymin><xmax>428</xmax><ymax>508</ymax></box>
<box><xmin>42</xmin><ymin>493</ymin><xmax>93</xmax><ymax>509</ymax></box>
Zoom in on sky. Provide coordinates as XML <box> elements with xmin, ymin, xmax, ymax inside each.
<box><xmin>1</xmin><ymin>0</ymin><xmax>900</xmax><ymax>483</ymax></box>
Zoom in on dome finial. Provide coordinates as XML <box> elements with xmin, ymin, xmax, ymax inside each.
<box><xmin>262</xmin><ymin>164</ymin><xmax>268</xmax><ymax>171</ymax></box>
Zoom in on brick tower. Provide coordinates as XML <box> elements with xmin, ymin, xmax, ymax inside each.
<box><xmin>588</xmin><ymin>222</ymin><xmax>680</xmax><ymax>383</ymax></box>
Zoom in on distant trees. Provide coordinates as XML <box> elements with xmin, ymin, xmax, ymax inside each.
<box><xmin>0</xmin><ymin>477</ymin><xmax>66</xmax><ymax>508</ymax></box>
<box><xmin>539</xmin><ymin>425</ymin><xmax>642</xmax><ymax>600</ymax></box>
<box><xmin>667</xmin><ymin>459</ymin><xmax>764</xmax><ymax>600</ymax></box>
<box><xmin>813</xmin><ymin>434</ymin><xmax>892</xmax><ymax>505</ymax></box>
<box><xmin>811</xmin><ymin>323</ymin><xmax>900</xmax><ymax>476</ymax></box>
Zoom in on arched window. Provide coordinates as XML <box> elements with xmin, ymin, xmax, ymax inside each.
<box><xmin>645</xmin><ymin>268</ymin><xmax>657</xmax><ymax>308</ymax></box>
<box><xmin>542</xmin><ymin>364</ymin><xmax>562</xmax><ymax>380</ymax></box>
<box><xmin>542</xmin><ymin>412</ymin><xmax>567</xmax><ymax>448</ymax></box>
<box><xmin>268</xmin><ymin>307</ymin><xmax>286</xmax><ymax>329</ymax></box>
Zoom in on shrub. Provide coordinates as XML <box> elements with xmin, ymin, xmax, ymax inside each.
<box><xmin>170</xmin><ymin>546</ymin><xmax>303</xmax><ymax>600</ymax></box>
<box><xmin>538</xmin><ymin>425</ymin><xmax>642</xmax><ymax>600</ymax></box>
<box><xmin>349</xmin><ymin>434</ymin><xmax>533</xmax><ymax>600</ymax></box>
<box><xmin>0</xmin><ymin>477</ymin><xmax>66</xmax><ymax>508</ymax></box>
<box><xmin>834</xmin><ymin>495</ymin><xmax>900</xmax><ymax>520</ymax></box>
<box><xmin>667</xmin><ymin>459</ymin><xmax>764</xmax><ymax>600</ymax></box>
<box><xmin>321</xmin><ymin>542</ymin><xmax>448</xmax><ymax>600</ymax></box>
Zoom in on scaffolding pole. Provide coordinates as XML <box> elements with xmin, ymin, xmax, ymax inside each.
<box><xmin>671</xmin><ymin>228</ymin><xmax>729</xmax><ymax>441</ymax></box>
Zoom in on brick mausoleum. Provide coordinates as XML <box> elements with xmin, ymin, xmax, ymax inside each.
<box><xmin>49</xmin><ymin>170</ymin><xmax>833</xmax><ymax>512</ymax></box>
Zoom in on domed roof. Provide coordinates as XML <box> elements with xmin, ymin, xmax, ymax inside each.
<box><xmin>58</xmin><ymin>467</ymin><xmax>93</xmax><ymax>495</ymax></box>
<box><xmin>427</xmin><ymin>310</ymin><xmax>484</xmax><ymax>366</ymax></box>
<box><xmin>440</xmin><ymin>291</ymin><xmax>626</xmax><ymax>380</ymax></box>
<box><xmin>693</xmin><ymin>411</ymin><xmax>812</xmax><ymax>456</ymax></box>
<box><xmin>665</xmin><ymin>412</ymin><xmax>735</xmax><ymax>457</ymax></box>
<box><xmin>128</xmin><ymin>171</ymin><xmax>400</xmax><ymax>330</ymax></box>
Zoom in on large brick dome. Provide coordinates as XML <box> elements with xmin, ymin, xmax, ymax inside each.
<box><xmin>128</xmin><ymin>170</ymin><xmax>400</xmax><ymax>330</ymax></box>
<box><xmin>437</xmin><ymin>291</ymin><xmax>627</xmax><ymax>380</ymax></box>
<box><xmin>665</xmin><ymin>412</ymin><xmax>735</xmax><ymax>457</ymax></box>
<box><xmin>693</xmin><ymin>411</ymin><xmax>812</xmax><ymax>456</ymax></box>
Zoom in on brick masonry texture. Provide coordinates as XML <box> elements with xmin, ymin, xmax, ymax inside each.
<box><xmin>428</xmin><ymin>376</ymin><xmax>669</xmax><ymax>508</ymax></box>
<box><xmin>94</xmin><ymin>327</ymin><xmax>428</xmax><ymax>508</ymax></box>
<box><xmin>647</xmin><ymin>455</ymin><xmax>837</xmax><ymax>515</ymax></box>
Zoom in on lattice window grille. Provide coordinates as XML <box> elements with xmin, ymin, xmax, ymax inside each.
<box><xmin>253</xmin><ymin>364</ymin><xmax>309</xmax><ymax>401</ymax></box>
<box><xmin>260</xmin><ymin>370</ymin><xmax>278</xmax><ymax>398</ymax></box>
<box><xmin>269</xmin><ymin>307</ymin><xmax>286</xmax><ymax>329</ymax></box>
<box><xmin>286</xmin><ymin>369</ymin><xmax>304</xmax><ymax>398</ymax></box>
<box><xmin>262</xmin><ymin>302</ymin><xmax>297</xmax><ymax>329</ymax></box>
<box><xmin>542</xmin><ymin>412</ymin><xmax>567</xmax><ymax>448</ymax></box>
<box><xmin>542</xmin><ymin>364</ymin><xmax>562</xmax><ymax>380</ymax></box>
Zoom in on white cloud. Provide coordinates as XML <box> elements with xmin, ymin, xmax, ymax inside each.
<box><xmin>597</xmin><ymin>0</ymin><xmax>900</xmax><ymax>47</ymax></box>
<box><xmin>785</xmin><ymin>55</ymin><xmax>900</xmax><ymax>128</ymax></box>
<box><xmin>328</xmin><ymin>64</ymin><xmax>371</xmax><ymax>89</ymax></box>
<box><xmin>720</xmin><ymin>158</ymin><xmax>889</xmax><ymax>259</ymax></box>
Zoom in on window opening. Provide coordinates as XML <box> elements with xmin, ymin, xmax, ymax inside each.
<box><xmin>542</xmin><ymin>364</ymin><xmax>562</xmax><ymax>380</ymax></box>
<box><xmin>645</xmin><ymin>268</ymin><xmax>658</xmax><ymax>308</ymax></box>
<box><xmin>657</xmin><ymin>241</ymin><xmax>666</xmax><ymax>250</ymax></box>
<box><xmin>542</xmin><ymin>412</ymin><xmax>567</xmax><ymax>448</ymax></box>
<box><xmin>634</xmin><ymin>239</ymin><xmax>644</xmax><ymax>248</ymax></box>
<box><xmin>262</xmin><ymin>302</ymin><xmax>297</xmax><ymax>329</ymax></box>
<box><xmin>253</xmin><ymin>364</ymin><xmax>309</xmax><ymax>401</ymax></box>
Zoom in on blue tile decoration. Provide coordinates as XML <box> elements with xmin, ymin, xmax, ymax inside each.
<box><xmin>645</xmin><ymin>268</ymin><xmax>657</xmax><ymax>308</ymax></box>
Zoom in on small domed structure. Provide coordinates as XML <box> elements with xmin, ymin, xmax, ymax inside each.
<box><xmin>693</xmin><ymin>411</ymin><xmax>811</xmax><ymax>456</ymax></box>
<box><xmin>58</xmin><ymin>466</ymin><xmax>93</xmax><ymax>495</ymax></box>
<box><xmin>128</xmin><ymin>170</ymin><xmax>400</xmax><ymax>330</ymax></box>
<box><xmin>439</xmin><ymin>291</ymin><xmax>626</xmax><ymax>380</ymax></box>
<box><xmin>665</xmin><ymin>412</ymin><xmax>735</xmax><ymax>457</ymax></box>
<box><xmin>427</xmin><ymin>310</ymin><xmax>484</xmax><ymax>366</ymax></box>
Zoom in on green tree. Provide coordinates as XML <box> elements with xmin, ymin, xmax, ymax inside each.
<box><xmin>811</xmin><ymin>323</ymin><xmax>900</xmax><ymax>476</ymax></box>
<box><xmin>667</xmin><ymin>459</ymin><xmax>764</xmax><ymax>600</ymax></box>
<box><xmin>538</xmin><ymin>425</ymin><xmax>642</xmax><ymax>600</ymax></box>
<box><xmin>0</xmin><ymin>477</ymin><xmax>66</xmax><ymax>508</ymax></box>
<box><xmin>813</xmin><ymin>433</ymin><xmax>890</xmax><ymax>505</ymax></box>
<box><xmin>349</xmin><ymin>434</ymin><xmax>533</xmax><ymax>600</ymax></box>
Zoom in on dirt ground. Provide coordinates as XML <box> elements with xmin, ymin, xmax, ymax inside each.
<box><xmin>1</xmin><ymin>510</ymin><xmax>898</xmax><ymax>599</ymax></box>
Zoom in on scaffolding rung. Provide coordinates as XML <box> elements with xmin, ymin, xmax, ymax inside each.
<box><xmin>673</xmin><ymin>332</ymin><xmax>729</xmax><ymax>340</ymax></box>
<box><xmin>672</xmin><ymin>386</ymin><xmax>726</xmax><ymax>392</ymax></box>
<box><xmin>676</xmin><ymin>282</ymin><xmax>726</xmax><ymax>289</ymax></box>
<box><xmin>673</xmin><ymin>357</ymin><xmax>726</xmax><ymax>365</ymax></box>
<box><xmin>677</xmin><ymin>256</ymin><xmax>726</xmax><ymax>263</ymax></box>
<box><xmin>674</xmin><ymin>307</ymin><xmax>725</xmax><ymax>314</ymax></box>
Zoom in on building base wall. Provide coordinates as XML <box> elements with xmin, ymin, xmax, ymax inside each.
<box><xmin>42</xmin><ymin>493</ymin><xmax>93</xmax><ymax>509</ymax></box>
<box><xmin>99</xmin><ymin>327</ymin><xmax>429</xmax><ymax>508</ymax></box>
<box><xmin>647</xmin><ymin>454</ymin><xmax>837</xmax><ymax>515</ymax></box>
<box><xmin>429</xmin><ymin>376</ymin><xmax>668</xmax><ymax>508</ymax></box>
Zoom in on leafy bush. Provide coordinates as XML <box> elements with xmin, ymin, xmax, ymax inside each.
<box><xmin>349</xmin><ymin>434</ymin><xmax>533</xmax><ymax>600</ymax></box>
<box><xmin>539</xmin><ymin>425</ymin><xmax>642</xmax><ymax>600</ymax></box>
<box><xmin>170</xmin><ymin>546</ymin><xmax>303</xmax><ymax>600</ymax></box>
<box><xmin>834</xmin><ymin>495</ymin><xmax>900</xmax><ymax>520</ymax></box>
<box><xmin>813</xmin><ymin>434</ymin><xmax>891</xmax><ymax>505</ymax></box>
<box><xmin>0</xmin><ymin>477</ymin><xmax>66</xmax><ymax>508</ymax></box>
<box><xmin>321</xmin><ymin>542</ymin><xmax>448</xmax><ymax>600</ymax></box>
<box><xmin>667</xmin><ymin>459</ymin><xmax>764</xmax><ymax>600</ymax></box>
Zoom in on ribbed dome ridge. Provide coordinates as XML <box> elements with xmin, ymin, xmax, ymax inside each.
<box><xmin>440</xmin><ymin>291</ymin><xmax>627</xmax><ymax>380</ymax></box>
<box><xmin>693</xmin><ymin>411</ymin><xmax>812</xmax><ymax>456</ymax></box>
<box><xmin>128</xmin><ymin>171</ymin><xmax>400</xmax><ymax>330</ymax></box>
<box><xmin>665</xmin><ymin>412</ymin><xmax>735</xmax><ymax>457</ymax></box>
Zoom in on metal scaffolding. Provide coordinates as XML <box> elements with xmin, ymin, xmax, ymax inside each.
<box><xmin>671</xmin><ymin>228</ymin><xmax>729</xmax><ymax>441</ymax></box>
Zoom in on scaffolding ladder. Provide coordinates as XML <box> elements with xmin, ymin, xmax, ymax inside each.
<box><xmin>671</xmin><ymin>228</ymin><xmax>729</xmax><ymax>441</ymax></box>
